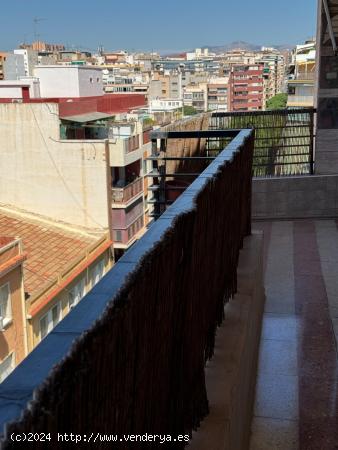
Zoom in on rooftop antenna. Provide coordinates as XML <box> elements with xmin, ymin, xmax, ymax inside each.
<box><xmin>33</xmin><ymin>17</ymin><xmax>47</xmax><ymax>42</ymax></box>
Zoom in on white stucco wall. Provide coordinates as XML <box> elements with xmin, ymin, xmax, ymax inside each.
<box><xmin>0</xmin><ymin>86</ymin><xmax>23</xmax><ymax>98</ymax></box>
<box><xmin>34</xmin><ymin>66</ymin><xmax>104</xmax><ymax>98</ymax></box>
<box><xmin>14</xmin><ymin>49</ymin><xmax>38</xmax><ymax>77</ymax></box>
<box><xmin>0</xmin><ymin>79</ymin><xmax>41</xmax><ymax>99</ymax></box>
<box><xmin>78</xmin><ymin>67</ymin><xmax>103</xmax><ymax>97</ymax></box>
<box><xmin>0</xmin><ymin>103</ymin><xmax>110</xmax><ymax>231</ymax></box>
<box><xmin>34</xmin><ymin>67</ymin><xmax>80</xmax><ymax>97</ymax></box>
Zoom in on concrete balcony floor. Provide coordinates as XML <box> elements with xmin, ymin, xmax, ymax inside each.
<box><xmin>250</xmin><ymin>220</ymin><xmax>338</xmax><ymax>450</ymax></box>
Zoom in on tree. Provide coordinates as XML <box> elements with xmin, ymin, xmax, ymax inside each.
<box><xmin>266</xmin><ymin>93</ymin><xmax>288</xmax><ymax>110</ymax></box>
<box><xmin>183</xmin><ymin>106</ymin><xmax>198</xmax><ymax>116</ymax></box>
<box><xmin>143</xmin><ymin>117</ymin><xmax>155</xmax><ymax>127</ymax></box>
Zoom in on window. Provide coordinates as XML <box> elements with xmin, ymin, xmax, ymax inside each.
<box><xmin>90</xmin><ymin>259</ymin><xmax>105</xmax><ymax>288</ymax></box>
<box><xmin>0</xmin><ymin>353</ymin><xmax>14</xmax><ymax>383</ymax></box>
<box><xmin>39</xmin><ymin>314</ymin><xmax>48</xmax><ymax>339</ymax></box>
<box><xmin>0</xmin><ymin>283</ymin><xmax>12</xmax><ymax>326</ymax></box>
<box><xmin>39</xmin><ymin>303</ymin><xmax>61</xmax><ymax>340</ymax></box>
<box><xmin>68</xmin><ymin>278</ymin><xmax>86</xmax><ymax>310</ymax></box>
<box><xmin>114</xmin><ymin>230</ymin><xmax>122</xmax><ymax>242</ymax></box>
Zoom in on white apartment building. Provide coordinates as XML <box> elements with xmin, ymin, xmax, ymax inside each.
<box><xmin>149</xmin><ymin>99</ymin><xmax>183</xmax><ymax>112</ymax></box>
<box><xmin>287</xmin><ymin>41</ymin><xmax>316</xmax><ymax>107</ymax></box>
<box><xmin>14</xmin><ymin>49</ymin><xmax>38</xmax><ymax>77</ymax></box>
<box><xmin>34</xmin><ymin>66</ymin><xmax>104</xmax><ymax>98</ymax></box>
<box><xmin>183</xmin><ymin>84</ymin><xmax>208</xmax><ymax>112</ymax></box>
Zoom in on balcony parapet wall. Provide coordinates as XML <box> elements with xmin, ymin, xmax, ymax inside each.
<box><xmin>189</xmin><ymin>231</ymin><xmax>265</xmax><ymax>450</ymax></box>
<box><xmin>0</xmin><ymin>130</ymin><xmax>254</xmax><ymax>447</ymax></box>
<box><xmin>253</xmin><ymin>175</ymin><xmax>338</xmax><ymax>219</ymax></box>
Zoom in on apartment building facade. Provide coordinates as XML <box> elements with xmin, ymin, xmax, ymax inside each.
<box><xmin>287</xmin><ymin>41</ymin><xmax>315</xmax><ymax>107</ymax></box>
<box><xmin>13</xmin><ymin>49</ymin><xmax>38</xmax><ymax>77</ymax></box>
<box><xmin>0</xmin><ymin>208</ymin><xmax>113</xmax><ymax>381</ymax></box>
<box><xmin>183</xmin><ymin>84</ymin><xmax>208</xmax><ymax>112</ymax></box>
<box><xmin>0</xmin><ymin>89</ymin><xmax>152</xmax><ymax>376</ymax></box>
<box><xmin>0</xmin><ymin>92</ymin><xmax>150</xmax><ymax>254</ymax></box>
<box><xmin>259</xmin><ymin>51</ymin><xmax>285</xmax><ymax>97</ymax></box>
<box><xmin>0</xmin><ymin>237</ymin><xmax>27</xmax><ymax>381</ymax></box>
<box><xmin>34</xmin><ymin>65</ymin><xmax>104</xmax><ymax>98</ymax></box>
<box><xmin>228</xmin><ymin>63</ymin><xmax>265</xmax><ymax>111</ymax></box>
<box><xmin>207</xmin><ymin>78</ymin><xmax>229</xmax><ymax>111</ymax></box>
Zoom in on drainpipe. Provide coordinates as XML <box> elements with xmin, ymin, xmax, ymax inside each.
<box><xmin>19</xmin><ymin>240</ymin><xmax>29</xmax><ymax>358</ymax></box>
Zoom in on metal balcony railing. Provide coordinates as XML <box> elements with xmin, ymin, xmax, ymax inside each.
<box><xmin>112</xmin><ymin>214</ymin><xmax>145</xmax><ymax>244</ymax></box>
<box><xmin>289</xmin><ymin>73</ymin><xmax>315</xmax><ymax>81</ymax></box>
<box><xmin>287</xmin><ymin>95</ymin><xmax>314</xmax><ymax>105</ymax></box>
<box><xmin>0</xmin><ymin>127</ymin><xmax>254</xmax><ymax>448</ymax></box>
<box><xmin>211</xmin><ymin>108</ymin><xmax>315</xmax><ymax>177</ymax></box>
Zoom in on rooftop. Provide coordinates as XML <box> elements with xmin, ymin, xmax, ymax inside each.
<box><xmin>0</xmin><ymin>81</ymin><xmax>31</xmax><ymax>87</ymax></box>
<box><xmin>60</xmin><ymin>111</ymin><xmax>114</xmax><ymax>123</ymax></box>
<box><xmin>35</xmin><ymin>65</ymin><xmax>101</xmax><ymax>70</ymax></box>
<box><xmin>0</xmin><ymin>208</ymin><xmax>97</xmax><ymax>297</ymax></box>
<box><xmin>0</xmin><ymin>236</ymin><xmax>16</xmax><ymax>248</ymax></box>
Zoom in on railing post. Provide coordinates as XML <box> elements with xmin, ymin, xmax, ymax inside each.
<box><xmin>309</xmin><ymin>109</ymin><xmax>315</xmax><ymax>175</ymax></box>
<box><xmin>159</xmin><ymin>138</ymin><xmax>167</xmax><ymax>216</ymax></box>
<box><xmin>151</xmin><ymin>138</ymin><xmax>161</xmax><ymax>219</ymax></box>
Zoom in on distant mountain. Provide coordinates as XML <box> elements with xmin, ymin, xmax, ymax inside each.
<box><xmin>202</xmin><ymin>41</ymin><xmax>293</xmax><ymax>53</ymax></box>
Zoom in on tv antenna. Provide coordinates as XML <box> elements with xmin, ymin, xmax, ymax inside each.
<box><xmin>33</xmin><ymin>17</ymin><xmax>47</xmax><ymax>42</ymax></box>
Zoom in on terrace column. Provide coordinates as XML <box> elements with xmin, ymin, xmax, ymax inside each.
<box><xmin>315</xmin><ymin>0</ymin><xmax>338</xmax><ymax>174</ymax></box>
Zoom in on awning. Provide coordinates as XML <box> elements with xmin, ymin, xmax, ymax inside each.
<box><xmin>60</xmin><ymin>112</ymin><xmax>114</xmax><ymax>123</ymax></box>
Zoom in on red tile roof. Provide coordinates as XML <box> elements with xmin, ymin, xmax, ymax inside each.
<box><xmin>0</xmin><ymin>236</ymin><xmax>16</xmax><ymax>248</ymax></box>
<box><xmin>0</xmin><ymin>253</ymin><xmax>27</xmax><ymax>278</ymax></box>
<box><xmin>0</xmin><ymin>212</ymin><xmax>96</xmax><ymax>297</ymax></box>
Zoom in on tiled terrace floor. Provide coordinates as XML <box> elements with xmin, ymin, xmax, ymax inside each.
<box><xmin>250</xmin><ymin>220</ymin><xmax>338</xmax><ymax>450</ymax></box>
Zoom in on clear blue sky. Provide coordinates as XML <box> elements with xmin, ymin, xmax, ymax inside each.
<box><xmin>1</xmin><ymin>0</ymin><xmax>317</xmax><ymax>53</ymax></box>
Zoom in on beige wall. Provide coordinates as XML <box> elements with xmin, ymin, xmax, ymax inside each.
<box><xmin>28</xmin><ymin>250</ymin><xmax>112</xmax><ymax>351</ymax></box>
<box><xmin>0</xmin><ymin>103</ymin><xmax>110</xmax><ymax>232</ymax></box>
<box><xmin>109</xmin><ymin>139</ymin><xmax>149</xmax><ymax>167</ymax></box>
<box><xmin>0</xmin><ymin>265</ymin><xmax>27</xmax><ymax>366</ymax></box>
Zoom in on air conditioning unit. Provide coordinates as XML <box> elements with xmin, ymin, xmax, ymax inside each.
<box><xmin>0</xmin><ymin>316</ymin><xmax>4</xmax><ymax>332</ymax></box>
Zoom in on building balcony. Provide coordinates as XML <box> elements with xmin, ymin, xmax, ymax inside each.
<box><xmin>0</xmin><ymin>124</ymin><xmax>256</xmax><ymax>446</ymax></box>
<box><xmin>233</xmin><ymin>70</ymin><xmax>263</xmax><ymax>77</ymax></box>
<box><xmin>234</xmin><ymin>86</ymin><xmax>263</xmax><ymax>93</ymax></box>
<box><xmin>288</xmin><ymin>72</ymin><xmax>315</xmax><ymax>82</ymax></box>
<box><xmin>112</xmin><ymin>213</ymin><xmax>145</xmax><ymax>248</ymax></box>
<box><xmin>287</xmin><ymin>95</ymin><xmax>314</xmax><ymax>107</ymax></box>
<box><xmin>109</xmin><ymin>135</ymin><xmax>145</xmax><ymax>167</ymax></box>
<box><xmin>142</xmin><ymin>128</ymin><xmax>151</xmax><ymax>145</ymax></box>
<box><xmin>1</xmin><ymin>108</ymin><xmax>338</xmax><ymax>450</ymax></box>
<box><xmin>111</xmin><ymin>177</ymin><xmax>143</xmax><ymax>207</ymax></box>
<box><xmin>233</xmin><ymin>94</ymin><xmax>262</xmax><ymax>101</ymax></box>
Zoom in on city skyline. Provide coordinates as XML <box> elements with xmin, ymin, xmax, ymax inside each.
<box><xmin>1</xmin><ymin>0</ymin><xmax>317</xmax><ymax>52</ymax></box>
